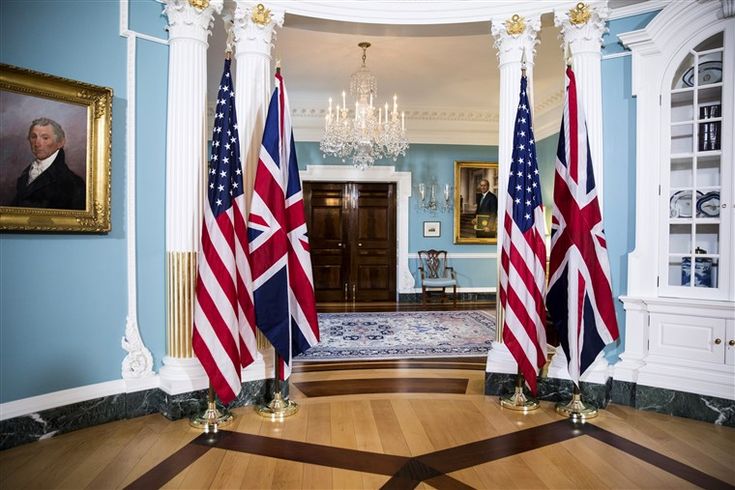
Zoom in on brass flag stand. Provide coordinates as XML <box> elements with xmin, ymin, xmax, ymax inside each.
<box><xmin>500</xmin><ymin>371</ymin><xmax>540</xmax><ymax>412</ymax></box>
<box><xmin>190</xmin><ymin>385</ymin><xmax>234</xmax><ymax>433</ymax></box>
<box><xmin>555</xmin><ymin>384</ymin><xmax>598</xmax><ymax>421</ymax></box>
<box><xmin>256</xmin><ymin>351</ymin><xmax>299</xmax><ymax>420</ymax></box>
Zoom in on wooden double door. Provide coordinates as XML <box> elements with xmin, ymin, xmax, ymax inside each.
<box><xmin>304</xmin><ymin>181</ymin><xmax>396</xmax><ymax>302</ymax></box>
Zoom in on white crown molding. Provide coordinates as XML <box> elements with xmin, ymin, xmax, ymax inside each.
<box><xmin>285</xmin><ymin>86</ymin><xmax>564</xmax><ymax>146</ymax></box>
<box><xmin>608</xmin><ymin>0</ymin><xmax>667</xmax><ymax>20</ymax></box>
<box><xmin>262</xmin><ymin>1</ymin><xmax>581</xmax><ymax>25</ymax></box>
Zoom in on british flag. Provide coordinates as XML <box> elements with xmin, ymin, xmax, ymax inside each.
<box><xmin>248</xmin><ymin>69</ymin><xmax>319</xmax><ymax>380</ymax></box>
<box><xmin>499</xmin><ymin>74</ymin><xmax>547</xmax><ymax>396</ymax></box>
<box><xmin>193</xmin><ymin>58</ymin><xmax>257</xmax><ymax>405</ymax></box>
<box><xmin>547</xmin><ymin>66</ymin><xmax>619</xmax><ymax>386</ymax></box>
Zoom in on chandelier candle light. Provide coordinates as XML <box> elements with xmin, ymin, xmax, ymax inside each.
<box><xmin>320</xmin><ymin>42</ymin><xmax>409</xmax><ymax>169</ymax></box>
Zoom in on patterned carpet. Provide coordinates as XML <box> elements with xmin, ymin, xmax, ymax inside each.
<box><xmin>295</xmin><ymin>310</ymin><xmax>496</xmax><ymax>361</ymax></box>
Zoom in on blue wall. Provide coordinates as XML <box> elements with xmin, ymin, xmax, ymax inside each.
<box><xmin>599</xmin><ymin>11</ymin><xmax>659</xmax><ymax>359</ymax></box>
<box><xmin>0</xmin><ymin>1</ymin><xmax>168</xmax><ymax>402</ymax></box>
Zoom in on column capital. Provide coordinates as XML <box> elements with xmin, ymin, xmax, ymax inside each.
<box><xmin>232</xmin><ymin>1</ymin><xmax>285</xmax><ymax>58</ymax></box>
<box><xmin>162</xmin><ymin>0</ymin><xmax>223</xmax><ymax>43</ymax></box>
<box><xmin>490</xmin><ymin>14</ymin><xmax>541</xmax><ymax>68</ymax></box>
<box><xmin>554</xmin><ymin>1</ymin><xmax>609</xmax><ymax>57</ymax></box>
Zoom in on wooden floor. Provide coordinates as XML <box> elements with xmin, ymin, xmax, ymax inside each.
<box><xmin>1</xmin><ymin>357</ymin><xmax>733</xmax><ymax>489</ymax></box>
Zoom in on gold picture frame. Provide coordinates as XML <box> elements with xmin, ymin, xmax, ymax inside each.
<box><xmin>454</xmin><ymin>161</ymin><xmax>499</xmax><ymax>244</ymax></box>
<box><xmin>1</xmin><ymin>64</ymin><xmax>112</xmax><ymax>232</ymax></box>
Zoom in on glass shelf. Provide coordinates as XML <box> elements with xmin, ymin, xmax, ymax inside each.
<box><xmin>663</xmin><ymin>31</ymin><xmax>727</xmax><ymax>296</ymax></box>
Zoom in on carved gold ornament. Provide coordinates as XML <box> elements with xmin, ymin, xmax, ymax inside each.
<box><xmin>505</xmin><ymin>14</ymin><xmax>526</xmax><ymax>36</ymax></box>
<box><xmin>188</xmin><ymin>0</ymin><xmax>209</xmax><ymax>10</ymax></box>
<box><xmin>251</xmin><ymin>3</ymin><xmax>271</xmax><ymax>26</ymax></box>
<box><xmin>569</xmin><ymin>2</ymin><xmax>591</xmax><ymax>25</ymax></box>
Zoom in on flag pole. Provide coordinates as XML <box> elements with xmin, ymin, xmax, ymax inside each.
<box><xmin>553</xmin><ymin>46</ymin><xmax>598</xmax><ymax>421</ymax></box>
<box><xmin>190</xmin><ymin>384</ymin><xmax>234</xmax><ymax>432</ymax></box>
<box><xmin>190</xmin><ymin>47</ymin><xmax>238</xmax><ymax>434</ymax></box>
<box><xmin>255</xmin><ymin>61</ymin><xmax>299</xmax><ymax>421</ymax></box>
<box><xmin>555</xmin><ymin>383</ymin><xmax>598</xmax><ymax>420</ymax></box>
<box><xmin>256</xmin><ymin>351</ymin><xmax>299</xmax><ymax>419</ymax></box>
<box><xmin>499</xmin><ymin>48</ymin><xmax>540</xmax><ymax>413</ymax></box>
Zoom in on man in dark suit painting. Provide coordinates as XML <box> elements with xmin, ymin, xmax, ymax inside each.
<box><xmin>472</xmin><ymin>178</ymin><xmax>497</xmax><ymax>238</ymax></box>
<box><xmin>12</xmin><ymin>118</ymin><xmax>85</xmax><ymax>210</ymax></box>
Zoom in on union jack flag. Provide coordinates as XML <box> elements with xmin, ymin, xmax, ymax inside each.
<box><xmin>547</xmin><ymin>66</ymin><xmax>619</xmax><ymax>386</ymax></box>
<box><xmin>193</xmin><ymin>59</ymin><xmax>257</xmax><ymax>405</ymax></box>
<box><xmin>498</xmin><ymin>74</ymin><xmax>547</xmax><ymax>396</ymax></box>
<box><xmin>248</xmin><ymin>69</ymin><xmax>319</xmax><ymax>380</ymax></box>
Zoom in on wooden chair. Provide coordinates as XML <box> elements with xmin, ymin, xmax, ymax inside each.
<box><xmin>417</xmin><ymin>249</ymin><xmax>457</xmax><ymax>305</ymax></box>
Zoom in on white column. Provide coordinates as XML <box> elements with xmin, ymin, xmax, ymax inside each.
<box><xmin>486</xmin><ymin>14</ymin><xmax>541</xmax><ymax>375</ymax></box>
<box><xmin>159</xmin><ymin>0</ymin><xmax>223</xmax><ymax>394</ymax></box>
<box><xmin>232</xmin><ymin>1</ymin><xmax>284</xmax><ymax>204</ymax></box>
<box><xmin>555</xmin><ymin>1</ymin><xmax>608</xmax><ymax>207</ymax></box>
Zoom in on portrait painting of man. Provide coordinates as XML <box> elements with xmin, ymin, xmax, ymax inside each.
<box><xmin>0</xmin><ymin>90</ymin><xmax>87</xmax><ymax>210</ymax></box>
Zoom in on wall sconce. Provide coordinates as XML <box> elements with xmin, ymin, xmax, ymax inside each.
<box><xmin>417</xmin><ymin>182</ymin><xmax>451</xmax><ymax>213</ymax></box>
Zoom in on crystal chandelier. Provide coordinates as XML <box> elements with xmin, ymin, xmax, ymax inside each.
<box><xmin>320</xmin><ymin>42</ymin><xmax>409</xmax><ymax>169</ymax></box>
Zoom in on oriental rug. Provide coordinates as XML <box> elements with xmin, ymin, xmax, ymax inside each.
<box><xmin>295</xmin><ymin>310</ymin><xmax>496</xmax><ymax>361</ymax></box>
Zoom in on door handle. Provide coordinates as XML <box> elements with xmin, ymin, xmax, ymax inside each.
<box><xmin>352</xmin><ymin>284</ymin><xmax>356</xmax><ymax>302</ymax></box>
<box><xmin>344</xmin><ymin>283</ymin><xmax>348</xmax><ymax>301</ymax></box>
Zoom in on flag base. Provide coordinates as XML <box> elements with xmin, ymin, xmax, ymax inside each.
<box><xmin>190</xmin><ymin>399</ymin><xmax>234</xmax><ymax>433</ymax></box>
<box><xmin>500</xmin><ymin>384</ymin><xmax>540</xmax><ymax>412</ymax></box>
<box><xmin>256</xmin><ymin>392</ymin><xmax>299</xmax><ymax>420</ymax></box>
<box><xmin>555</xmin><ymin>392</ymin><xmax>598</xmax><ymax>421</ymax></box>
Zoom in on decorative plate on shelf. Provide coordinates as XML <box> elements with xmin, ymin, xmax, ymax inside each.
<box><xmin>696</xmin><ymin>191</ymin><xmax>720</xmax><ymax>217</ymax></box>
<box><xmin>670</xmin><ymin>190</ymin><xmax>703</xmax><ymax>218</ymax></box>
<box><xmin>682</xmin><ymin>60</ymin><xmax>723</xmax><ymax>87</ymax></box>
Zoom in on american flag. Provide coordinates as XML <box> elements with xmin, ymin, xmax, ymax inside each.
<box><xmin>498</xmin><ymin>74</ymin><xmax>548</xmax><ymax>396</ymax></box>
<box><xmin>248</xmin><ymin>69</ymin><xmax>319</xmax><ymax>380</ymax></box>
<box><xmin>192</xmin><ymin>58</ymin><xmax>257</xmax><ymax>405</ymax></box>
<box><xmin>547</xmin><ymin>66</ymin><xmax>619</xmax><ymax>386</ymax></box>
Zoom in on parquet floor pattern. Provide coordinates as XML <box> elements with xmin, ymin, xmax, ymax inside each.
<box><xmin>1</xmin><ymin>359</ymin><xmax>733</xmax><ymax>489</ymax></box>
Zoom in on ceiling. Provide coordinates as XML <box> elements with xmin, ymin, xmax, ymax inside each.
<box><xmin>206</xmin><ymin>0</ymin><xmax>655</xmax><ymax>146</ymax></box>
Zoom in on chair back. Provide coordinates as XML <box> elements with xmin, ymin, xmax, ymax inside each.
<box><xmin>418</xmin><ymin>249</ymin><xmax>448</xmax><ymax>279</ymax></box>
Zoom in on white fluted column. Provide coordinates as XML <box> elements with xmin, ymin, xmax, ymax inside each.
<box><xmin>555</xmin><ymin>1</ymin><xmax>608</xmax><ymax>207</ymax></box>
<box><xmin>486</xmin><ymin>14</ymin><xmax>541</xmax><ymax>375</ymax></box>
<box><xmin>160</xmin><ymin>0</ymin><xmax>222</xmax><ymax>394</ymax></box>
<box><xmin>232</xmin><ymin>1</ymin><xmax>284</xmax><ymax>204</ymax></box>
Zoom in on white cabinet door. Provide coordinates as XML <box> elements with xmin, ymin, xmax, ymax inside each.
<box><xmin>649</xmin><ymin>313</ymin><xmax>726</xmax><ymax>363</ymax></box>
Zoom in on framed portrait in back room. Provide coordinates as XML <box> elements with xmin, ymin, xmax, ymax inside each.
<box><xmin>454</xmin><ymin>161</ymin><xmax>499</xmax><ymax>244</ymax></box>
<box><xmin>0</xmin><ymin>63</ymin><xmax>112</xmax><ymax>232</ymax></box>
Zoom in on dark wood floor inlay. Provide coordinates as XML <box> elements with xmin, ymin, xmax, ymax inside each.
<box><xmin>584</xmin><ymin>424</ymin><xmax>735</xmax><ymax>490</ymax></box>
<box><xmin>124</xmin><ymin>419</ymin><xmax>735</xmax><ymax>490</ymax></box>
<box><xmin>195</xmin><ymin>430</ymin><xmax>409</xmax><ymax>476</ymax></box>
<box><xmin>124</xmin><ymin>435</ymin><xmax>212</xmax><ymax>489</ymax></box>
<box><xmin>292</xmin><ymin>357</ymin><xmax>486</xmax><ymax>373</ymax></box>
<box><xmin>294</xmin><ymin>377</ymin><xmax>469</xmax><ymax>397</ymax></box>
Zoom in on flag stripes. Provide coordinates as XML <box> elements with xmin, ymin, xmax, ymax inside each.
<box><xmin>499</xmin><ymin>74</ymin><xmax>548</xmax><ymax>395</ymax></box>
<box><xmin>192</xmin><ymin>59</ymin><xmax>256</xmax><ymax>404</ymax></box>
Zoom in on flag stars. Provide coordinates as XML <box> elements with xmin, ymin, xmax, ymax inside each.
<box><xmin>218</xmin><ymin>184</ymin><xmax>225</xmax><ymax>192</ymax></box>
<box><xmin>220</xmin><ymin>170</ymin><xmax>227</xmax><ymax>177</ymax></box>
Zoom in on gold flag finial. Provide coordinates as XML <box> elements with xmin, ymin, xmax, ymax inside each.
<box><xmin>505</xmin><ymin>14</ymin><xmax>526</xmax><ymax>36</ymax></box>
<box><xmin>188</xmin><ymin>0</ymin><xmax>209</xmax><ymax>10</ymax></box>
<box><xmin>251</xmin><ymin>3</ymin><xmax>271</xmax><ymax>26</ymax></box>
<box><xmin>569</xmin><ymin>2</ymin><xmax>591</xmax><ymax>25</ymax></box>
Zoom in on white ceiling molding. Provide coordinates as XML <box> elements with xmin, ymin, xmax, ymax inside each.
<box><xmin>608</xmin><ymin>0</ymin><xmax>667</xmax><ymax>20</ymax></box>
<box><xmin>262</xmin><ymin>1</ymin><xmax>581</xmax><ymax>24</ymax></box>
